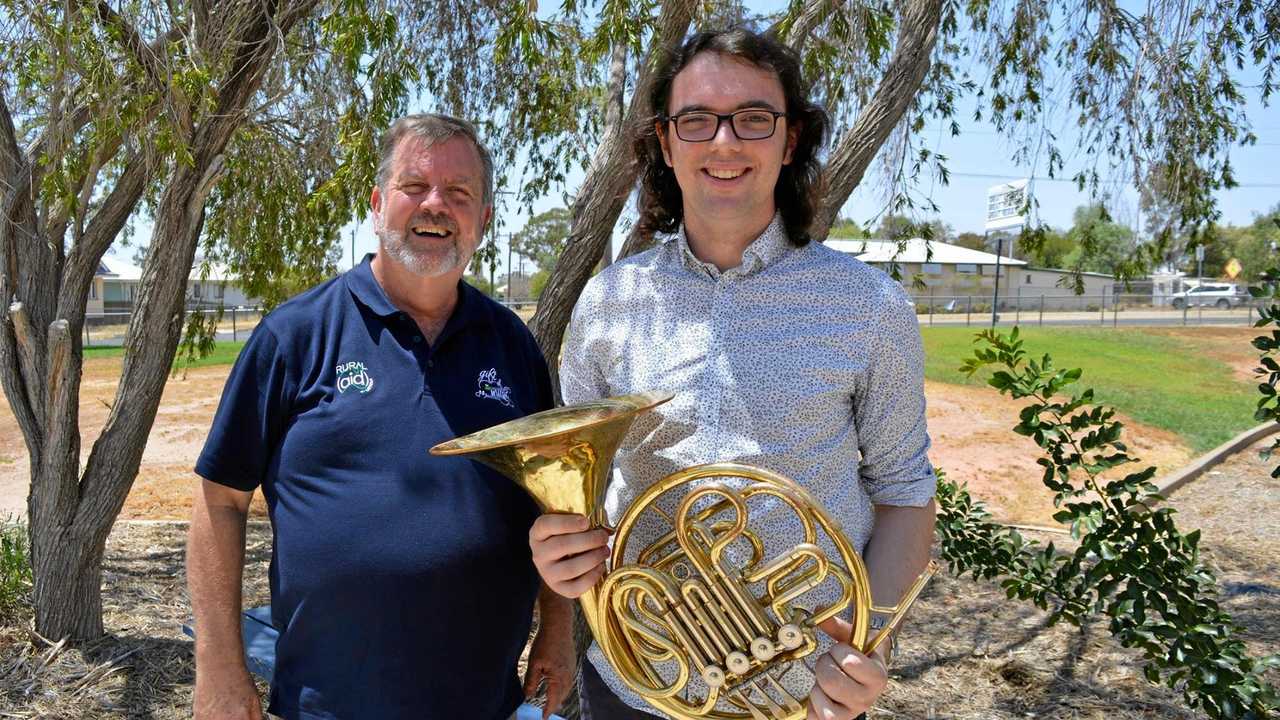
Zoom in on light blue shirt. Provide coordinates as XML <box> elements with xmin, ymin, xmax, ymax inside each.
<box><xmin>559</xmin><ymin>213</ymin><xmax>936</xmax><ymax>715</ymax></box>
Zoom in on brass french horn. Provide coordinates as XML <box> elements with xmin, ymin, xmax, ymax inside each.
<box><xmin>430</xmin><ymin>391</ymin><xmax>936</xmax><ymax>720</ymax></box>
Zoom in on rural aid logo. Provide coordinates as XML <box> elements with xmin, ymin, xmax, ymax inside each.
<box><xmin>475</xmin><ymin>368</ymin><xmax>514</xmax><ymax>407</ymax></box>
<box><xmin>336</xmin><ymin>361</ymin><xmax>375</xmax><ymax>395</ymax></box>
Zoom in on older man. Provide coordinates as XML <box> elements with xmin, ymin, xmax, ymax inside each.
<box><xmin>188</xmin><ymin>114</ymin><xmax>574</xmax><ymax>720</ymax></box>
<box><xmin>529</xmin><ymin>29</ymin><xmax>937</xmax><ymax>720</ymax></box>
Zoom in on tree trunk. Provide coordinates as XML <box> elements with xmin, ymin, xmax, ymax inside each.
<box><xmin>810</xmin><ymin>0</ymin><xmax>944</xmax><ymax>240</ymax></box>
<box><xmin>528</xmin><ymin>0</ymin><xmax>696</xmax><ymax>400</ymax></box>
<box><xmin>31</xmin><ymin>517</ymin><xmax>106</xmax><ymax>639</ymax></box>
<box><xmin>0</xmin><ymin>0</ymin><xmax>317</xmax><ymax>643</ymax></box>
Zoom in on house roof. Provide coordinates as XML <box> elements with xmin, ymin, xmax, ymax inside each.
<box><xmin>96</xmin><ymin>255</ymin><xmax>237</xmax><ymax>283</ymax></box>
<box><xmin>826</xmin><ymin>237</ymin><xmax>1027</xmax><ymax>267</ymax></box>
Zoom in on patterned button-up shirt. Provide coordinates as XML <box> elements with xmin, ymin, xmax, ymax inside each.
<box><xmin>560</xmin><ymin>213</ymin><xmax>935</xmax><ymax>716</ymax></box>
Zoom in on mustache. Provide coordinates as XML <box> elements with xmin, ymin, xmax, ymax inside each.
<box><xmin>409</xmin><ymin>211</ymin><xmax>458</xmax><ymax>234</ymax></box>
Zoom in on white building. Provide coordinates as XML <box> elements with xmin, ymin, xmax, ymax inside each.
<box><xmin>90</xmin><ymin>256</ymin><xmax>258</xmax><ymax>317</ymax></box>
<box><xmin>826</xmin><ymin>237</ymin><xmax>1117</xmax><ymax>311</ymax></box>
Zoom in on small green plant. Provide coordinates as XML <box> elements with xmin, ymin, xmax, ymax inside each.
<box><xmin>0</xmin><ymin>518</ymin><xmax>33</xmax><ymax>625</ymax></box>
<box><xmin>1249</xmin><ymin>268</ymin><xmax>1280</xmax><ymax>477</ymax></box>
<box><xmin>935</xmin><ymin>327</ymin><xmax>1279</xmax><ymax>719</ymax></box>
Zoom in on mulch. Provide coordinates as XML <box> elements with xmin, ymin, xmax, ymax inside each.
<box><xmin>1</xmin><ymin>442</ymin><xmax>1277</xmax><ymax>719</ymax></box>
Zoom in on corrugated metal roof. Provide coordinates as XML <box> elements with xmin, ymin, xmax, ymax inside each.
<box><xmin>826</xmin><ymin>238</ymin><xmax>1027</xmax><ymax>266</ymax></box>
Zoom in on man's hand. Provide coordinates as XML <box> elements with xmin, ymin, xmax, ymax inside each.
<box><xmin>522</xmin><ymin>599</ymin><xmax>576</xmax><ymax>720</ymax></box>
<box><xmin>806</xmin><ymin>615</ymin><xmax>889</xmax><ymax>720</ymax></box>
<box><xmin>529</xmin><ymin>514</ymin><xmax>610</xmax><ymax>598</ymax></box>
<box><xmin>193</xmin><ymin>663</ymin><xmax>263</xmax><ymax>720</ymax></box>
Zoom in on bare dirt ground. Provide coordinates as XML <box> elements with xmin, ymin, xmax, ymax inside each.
<box><xmin>1</xmin><ymin>438</ymin><xmax>1275</xmax><ymax>718</ymax></box>
<box><xmin>0</xmin><ymin>361</ymin><xmax>1191</xmax><ymax>526</ymax></box>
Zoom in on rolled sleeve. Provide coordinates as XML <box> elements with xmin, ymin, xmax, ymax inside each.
<box><xmin>855</xmin><ymin>289</ymin><xmax>936</xmax><ymax>506</ymax></box>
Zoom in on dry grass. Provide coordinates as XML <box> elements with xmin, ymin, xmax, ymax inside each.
<box><xmin>2</xmin><ymin>442</ymin><xmax>1277</xmax><ymax>720</ymax></box>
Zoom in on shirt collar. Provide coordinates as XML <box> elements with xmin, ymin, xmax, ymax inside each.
<box><xmin>665</xmin><ymin>212</ymin><xmax>792</xmax><ymax>279</ymax></box>
<box><xmin>345</xmin><ymin>253</ymin><xmax>483</xmax><ymax>330</ymax></box>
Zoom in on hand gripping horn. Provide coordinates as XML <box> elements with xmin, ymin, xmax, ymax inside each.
<box><xmin>431</xmin><ymin>392</ymin><xmax>936</xmax><ymax>720</ymax></box>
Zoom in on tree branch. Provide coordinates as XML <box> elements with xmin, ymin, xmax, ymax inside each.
<box><xmin>811</xmin><ymin>0</ymin><xmax>943</xmax><ymax>239</ymax></box>
<box><xmin>0</xmin><ymin>92</ymin><xmax>21</xmax><ymax>195</ymax></box>
<box><xmin>93</xmin><ymin>1</ymin><xmax>169</xmax><ymax>88</ymax></box>
<box><xmin>770</xmin><ymin>0</ymin><xmax>832</xmax><ymax>51</ymax></box>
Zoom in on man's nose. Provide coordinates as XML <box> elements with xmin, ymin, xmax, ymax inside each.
<box><xmin>710</xmin><ymin>117</ymin><xmax>743</xmax><ymax>148</ymax></box>
<box><xmin>418</xmin><ymin>187</ymin><xmax>450</xmax><ymax>212</ymax></box>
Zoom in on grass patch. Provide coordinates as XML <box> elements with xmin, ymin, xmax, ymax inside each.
<box><xmin>83</xmin><ymin>341</ymin><xmax>248</xmax><ymax>369</ymax></box>
<box><xmin>0</xmin><ymin>518</ymin><xmax>32</xmax><ymax>625</ymax></box>
<box><xmin>921</xmin><ymin>326</ymin><xmax>1259</xmax><ymax>453</ymax></box>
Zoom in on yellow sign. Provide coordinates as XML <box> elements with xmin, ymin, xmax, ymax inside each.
<box><xmin>1225</xmin><ymin>258</ymin><xmax>1242</xmax><ymax>279</ymax></box>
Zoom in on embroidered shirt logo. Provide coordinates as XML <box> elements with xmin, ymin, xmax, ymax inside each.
<box><xmin>336</xmin><ymin>361</ymin><xmax>375</xmax><ymax>394</ymax></box>
<box><xmin>475</xmin><ymin>368</ymin><xmax>514</xmax><ymax>407</ymax></box>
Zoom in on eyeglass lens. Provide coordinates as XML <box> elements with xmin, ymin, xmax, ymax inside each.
<box><xmin>674</xmin><ymin>110</ymin><xmax>780</xmax><ymax>142</ymax></box>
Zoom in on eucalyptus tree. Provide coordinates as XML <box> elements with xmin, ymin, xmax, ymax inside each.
<box><xmin>502</xmin><ymin>0</ymin><xmax>1279</xmax><ymax>389</ymax></box>
<box><xmin>0</xmin><ymin>0</ymin><xmax>524</xmax><ymax>641</ymax></box>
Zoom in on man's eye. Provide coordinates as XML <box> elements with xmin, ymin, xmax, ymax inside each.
<box><xmin>679</xmin><ymin>115</ymin><xmax>712</xmax><ymax>130</ymax></box>
<box><xmin>401</xmin><ymin>184</ymin><xmax>425</xmax><ymax>193</ymax></box>
<box><xmin>740</xmin><ymin>112</ymin><xmax>773</xmax><ymax>126</ymax></box>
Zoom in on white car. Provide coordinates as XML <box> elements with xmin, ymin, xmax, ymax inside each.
<box><xmin>1170</xmin><ymin>283</ymin><xmax>1248</xmax><ymax>309</ymax></box>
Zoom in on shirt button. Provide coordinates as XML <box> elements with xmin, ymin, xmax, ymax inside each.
<box><xmin>413</xmin><ymin>335</ymin><xmax>423</xmax><ymax>343</ymax></box>
<box><xmin>427</xmin><ymin>359</ymin><xmax>434</xmax><ymax>368</ymax></box>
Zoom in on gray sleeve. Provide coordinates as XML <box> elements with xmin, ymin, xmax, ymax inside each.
<box><xmin>855</xmin><ymin>287</ymin><xmax>936</xmax><ymax>506</ymax></box>
<box><xmin>559</xmin><ymin>284</ymin><xmax>610</xmax><ymax>406</ymax></box>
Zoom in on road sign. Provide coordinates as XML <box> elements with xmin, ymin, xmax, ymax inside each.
<box><xmin>985</xmin><ymin>179</ymin><xmax>1029</xmax><ymax>232</ymax></box>
<box><xmin>1225</xmin><ymin>257</ymin><xmax>1242</xmax><ymax>279</ymax></box>
<box><xmin>1195</xmin><ymin>245</ymin><xmax>1206</xmax><ymax>262</ymax></box>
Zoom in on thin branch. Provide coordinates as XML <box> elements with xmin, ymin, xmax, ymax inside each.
<box><xmin>93</xmin><ymin>0</ymin><xmax>169</xmax><ymax>88</ymax></box>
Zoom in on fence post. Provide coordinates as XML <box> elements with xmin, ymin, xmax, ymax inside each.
<box><xmin>1015</xmin><ymin>286</ymin><xmax>1021</xmax><ymax>325</ymax></box>
<box><xmin>1113</xmin><ymin>293</ymin><xmax>1119</xmax><ymax>327</ymax></box>
<box><xmin>1182</xmin><ymin>302</ymin><xmax>1188</xmax><ymax>326</ymax></box>
<box><xmin>84</xmin><ymin>322</ymin><xmax>91</xmax><ymax>347</ymax></box>
<box><xmin>1040</xmin><ymin>295</ymin><xmax>1045</xmax><ymax>326</ymax></box>
<box><xmin>966</xmin><ymin>295</ymin><xmax>972</xmax><ymax>326</ymax></box>
<box><xmin>232</xmin><ymin>307</ymin><xmax>238</xmax><ymax>342</ymax></box>
<box><xmin>1100</xmin><ymin>290</ymin><xmax>1106</xmax><ymax>325</ymax></box>
<box><xmin>928</xmin><ymin>289</ymin><xmax>934</xmax><ymax>326</ymax></box>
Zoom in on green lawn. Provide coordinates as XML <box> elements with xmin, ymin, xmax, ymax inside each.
<box><xmin>82</xmin><ymin>329</ymin><xmax>1260</xmax><ymax>454</ymax></box>
<box><xmin>84</xmin><ymin>341</ymin><xmax>248</xmax><ymax>370</ymax></box>
<box><xmin>921</xmin><ymin>326</ymin><xmax>1259</xmax><ymax>453</ymax></box>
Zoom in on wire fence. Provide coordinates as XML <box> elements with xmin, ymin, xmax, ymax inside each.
<box><xmin>911</xmin><ymin>293</ymin><xmax>1261</xmax><ymax>327</ymax></box>
<box><xmin>82</xmin><ymin>307</ymin><xmax>266</xmax><ymax>347</ymax></box>
<box><xmin>80</xmin><ymin>293</ymin><xmax>1264</xmax><ymax>347</ymax></box>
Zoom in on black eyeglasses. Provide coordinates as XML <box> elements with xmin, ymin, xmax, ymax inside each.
<box><xmin>661</xmin><ymin>109</ymin><xmax>787</xmax><ymax>142</ymax></box>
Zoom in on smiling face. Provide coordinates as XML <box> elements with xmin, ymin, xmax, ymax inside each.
<box><xmin>370</xmin><ymin>135</ymin><xmax>491</xmax><ymax>278</ymax></box>
<box><xmin>658</xmin><ymin>51</ymin><xmax>798</xmax><ymax>232</ymax></box>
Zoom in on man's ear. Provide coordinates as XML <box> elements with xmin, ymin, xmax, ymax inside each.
<box><xmin>370</xmin><ymin>185</ymin><xmax>383</xmax><ymax>217</ymax></box>
<box><xmin>782</xmin><ymin>121</ymin><xmax>800</xmax><ymax>165</ymax></box>
<box><xmin>657</xmin><ymin>122</ymin><xmax>674</xmax><ymax>167</ymax></box>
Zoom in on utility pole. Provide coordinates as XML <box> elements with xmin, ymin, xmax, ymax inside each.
<box><xmin>991</xmin><ymin>231</ymin><xmax>1003</xmax><ymax>328</ymax></box>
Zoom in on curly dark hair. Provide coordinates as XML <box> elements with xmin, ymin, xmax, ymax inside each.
<box><xmin>633</xmin><ymin>28</ymin><xmax>829</xmax><ymax>246</ymax></box>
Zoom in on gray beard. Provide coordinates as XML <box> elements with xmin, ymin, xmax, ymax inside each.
<box><xmin>376</xmin><ymin>216</ymin><xmax>461</xmax><ymax>278</ymax></box>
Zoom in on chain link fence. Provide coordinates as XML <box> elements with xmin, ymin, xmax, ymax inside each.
<box><xmin>912</xmin><ymin>292</ymin><xmax>1260</xmax><ymax>327</ymax></box>
<box><xmin>82</xmin><ymin>307</ymin><xmax>266</xmax><ymax>347</ymax></box>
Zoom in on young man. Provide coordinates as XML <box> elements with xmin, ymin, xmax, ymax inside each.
<box><xmin>188</xmin><ymin>114</ymin><xmax>574</xmax><ymax>720</ymax></box>
<box><xmin>529</xmin><ymin>30</ymin><xmax>937</xmax><ymax>720</ymax></box>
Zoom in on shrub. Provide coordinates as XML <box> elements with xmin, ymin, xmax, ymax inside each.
<box><xmin>0</xmin><ymin>518</ymin><xmax>33</xmax><ymax>625</ymax></box>
<box><xmin>935</xmin><ymin>327</ymin><xmax>1279</xmax><ymax>719</ymax></box>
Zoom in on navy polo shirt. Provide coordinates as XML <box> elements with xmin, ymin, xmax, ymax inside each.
<box><xmin>196</xmin><ymin>256</ymin><xmax>553</xmax><ymax>720</ymax></box>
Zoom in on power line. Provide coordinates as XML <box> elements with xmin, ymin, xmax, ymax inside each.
<box><xmin>945</xmin><ymin>170</ymin><xmax>1280</xmax><ymax>189</ymax></box>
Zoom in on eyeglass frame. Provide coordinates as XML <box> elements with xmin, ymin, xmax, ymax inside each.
<box><xmin>659</xmin><ymin>108</ymin><xmax>789</xmax><ymax>143</ymax></box>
